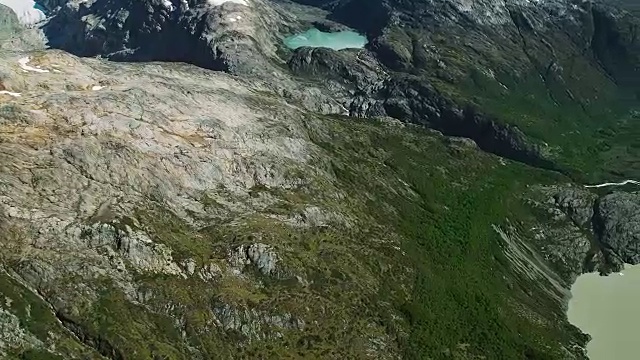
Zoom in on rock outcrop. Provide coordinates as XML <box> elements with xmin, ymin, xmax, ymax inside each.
<box><xmin>527</xmin><ymin>186</ymin><xmax>640</xmax><ymax>279</ymax></box>
<box><xmin>40</xmin><ymin>0</ymin><xmax>286</xmax><ymax>75</ymax></box>
<box><xmin>0</xmin><ymin>34</ymin><xmax>407</xmax><ymax>356</ymax></box>
<box><xmin>594</xmin><ymin>192</ymin><xmax>640</xmax><ymax>266</ymax></box>
<box><xmin>228</xmin><ymin>243</ymin><xmax>279</xmax><ymax>276</ymax></box>
<box><xmin>552</xmin><ymin>187</ymin><xmax>599</xmax><ymax>228</ymax></box>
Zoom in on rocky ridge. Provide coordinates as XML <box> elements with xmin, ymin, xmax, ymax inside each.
<box><xmin>0</xmin><ymin>30</ymin><xmax>412</xmax><ymax>356</ymax></box>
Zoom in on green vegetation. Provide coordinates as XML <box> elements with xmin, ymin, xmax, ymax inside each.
<box><xmin>378</xmin><ymin>21</ymin><xmax>640</xmax><ymax>184</ymax></box>
<box><xmin>0</xmin><ymin>271</ymin><xmax>95</xmax><ymax>359</ymax></box>
<box><xmin>418</xmin><ymin>26</ymin><xmax>640</xmax><ymax>184</ymax></box>
<box><xmin>455</xmin><ymin>65</ymin><xmax>640</xmax><ymax>183</ymax></box>
<box><xmin>306</xmin><ymin>116</ymin><xmax>582</xmax><ymax>358</ymax></box>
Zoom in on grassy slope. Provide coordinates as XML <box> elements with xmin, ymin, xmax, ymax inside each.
<box><xmin>379</xmin><ymin>14</ymin><xmax>640</xmax><ymax>184</ymax></box>
<box><xmin>307</xmin><ymin>116</ymin><xmax>583</xmax><ymax>359</ymax></box>
<box><xmin>426</xmin><ymin>27</ymin><xmax>640</xmax><ymax>184</ymax></box>
<box><xmin>455</xmin><ymin>63</ymin><xmax>640</xmax><ymax>184</ymax></box>
<box><xmin>0</xmin><ymin>271</ymin><xmax>98</xmax><ymax>359</ymax></box>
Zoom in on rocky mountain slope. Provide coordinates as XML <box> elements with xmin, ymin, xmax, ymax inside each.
<box><xmin>0</xmin><ymin>0</ymin><xmax>639</xmax><ymax>359</ymax></box>
<box><xmin>313</xmin><ymin>0</ymin><xmax>640</xmax><ymax>182</ymax></box>
<box><xmin>34</xmin><ymin>0</ymin><xmax>640</xmax><ymax>182</ymax></box>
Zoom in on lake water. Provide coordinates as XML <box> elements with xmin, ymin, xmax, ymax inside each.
<box><xmin>567</xmin><ymin>264</ymin><xmax>640</xmax><ymax>360</ymax></box>
<box><xmin>284</xmin><ymin>28</ymin><xmax>367</xmax><ymax>50</ymax></box>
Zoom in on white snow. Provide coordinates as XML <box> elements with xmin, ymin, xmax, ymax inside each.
<box><xmin>161</xmin><ymin>0</ymin><xmax>174</xmax><ymax>11</ymax></box>
<box><xmin>0</xmin><ymin>90</ymin><xmax>21</xmax><ymax>97</ymax></box>
<box><xmin>228</xmin><ymin>17</ymin><xmax>237</xmax><ymax>22</ymax></box>
<box><xmin>91</xmin><ymin>85</ymin><xmax>104</xmax><ymax>91</ymax></box>
<box><xmin>18</xmin><ymin>56</ymin><xmax>49</xmax><ymax>73</ymax></box>
<box><xmin>584</xmin><ymin>180</ymin><xmax>640</xmax><ymax>188</ymax></box>
<box><xmin>208</xmin><ymin>0</ymin><xmax>248</xmax><ymax>7</ymax></box>
<box><xmin>0</xmin><ymin>0</ymin><xmax>46</xmax><ymax>25</ymax></box>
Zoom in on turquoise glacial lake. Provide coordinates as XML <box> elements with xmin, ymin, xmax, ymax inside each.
<box><xmin>284</xmin><ymin>28</ymin><xmax>367</xmax><ymax>50</ymax></box>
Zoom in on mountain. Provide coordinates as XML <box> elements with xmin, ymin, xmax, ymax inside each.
<box><xmin>36</xmin><ymin>0</ymin><xmax>640</xmax><ymax>181</ymax></box>
<box><xmin>0</xmin><ymin>0</ymin><xmax>639</xmax><ymax>359</ymax></box>
<box><xmin>316</xmin><ymin>0</ymin><xmax>640</xmax><ymax>182</ymax></box>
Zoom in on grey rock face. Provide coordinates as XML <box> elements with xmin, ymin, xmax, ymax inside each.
<box><xmin>0</xmin><ymin>4</ymin><xmax>20</xmax><ymax>41</ymax></box>
<box><xmin>552</xmin><ymin>187</ymin><xmax>598</xmax><ymax>227</ymax></box>
<box><xmin>228</xmin><ymin>243</ymin><xmax>278</xmax><ymax>276</ymax></box>
<box><xmin>0</xmin><ymin>4</ymin><xmax>48</xmax><ymax>51</ymax></box>
<box><xmin>445</xmin><ymin>136</ymin><xmax>478</xmax><ymax>149</ymax></box>
<box><xmin>288</xmin><ymin>47</ymin><xmax>385</xmax><ymax>93</ymax></box>
<box><xmin>0</xmin><ymin>308</ymin><xmax>43</xmax><ymax>356</ymax></box>
<box><xmin>493</xmin><ymin>224</ymin><xmax>569</xmax><ymax>303</ymax></box>
<box><xmin>532</xmin><ymin>187</ymin><xmax>640</xmax><ymax>276</ymax></box>
<box><xmin>213</xmin><ymin>302</ymin><xmax>304</xmax><ymax>341</ymax></box>
<box><xmin>525</xmin><ymin>186</ymin><xmax>596</xmax><ymax>283</ymax></box>
<box><xmin>0</xmin><ymin>48</ymin><xmax>339</xmax><ymax>355</ymax></box>
<box><xmin>80</xmin><ymin>221</ymin><xmax>184</xmax><ymax>275</ymax></box>
<box><xmin>285</xmin><ymin>205</ymin><xmax>349</xmax><ymax>228</ymax></box>
<box><xmin>198</xmin><ymin>262</ymin><xmax>222</xmax><ymax>281</ymax></box>
<box><xmin>40</xmin><ymin>0</ymin><xmax>285</xmax><ymax>76</ymax></box>
<box><xmin>594</xmin><ymin>192</ymin><xmax>640</xmax><ymax>265</ymax></box>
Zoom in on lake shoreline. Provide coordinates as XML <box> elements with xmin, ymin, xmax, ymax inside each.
<box><xmin>567</xmin><ymin>264</ymin><xmax>640</xmax><ymax>360</ymax></box>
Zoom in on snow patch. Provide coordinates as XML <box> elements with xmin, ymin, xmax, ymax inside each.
<box><xmin>0</xmin><ymin>0</ymin><xmax>46</xmax><ymax>24</ymax></box>
<box><xmin>18</xmin><ymin>57</ymin><xmax>49</xmax><ymax>73</ymax></box>
<box><xmin>91</xmin><ymin>86</ymin><xmax>104</xmax><ymax>91</ymax></box>
<box><xmin>0</xmin><ymin>90</ymin><xmax>21</xmax><ymax>97</ymax></box>
<box><xmin>584</xmin><ymin>180</ymin><xmax>640</xmax><ymax>188</ymax></box>
<box><xmin>208</xmin><ymin>0</ymin><xmax>248</xmax><ymax>7</ymax></box>
<box><xmin>161</xmin><ymin>0</ymin><xmax>175</xmax><ymax>11</ymax></box>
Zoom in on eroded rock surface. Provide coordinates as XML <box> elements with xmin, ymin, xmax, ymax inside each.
<box><xmin>0</xmin><ymin>37</ymin><xmax>404</xmax><ymax>357</ymax></box>
<box><xmin>594</xmin><ymin>192</ymin><xmax>640</xmax><ymax>266</ymax></box>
